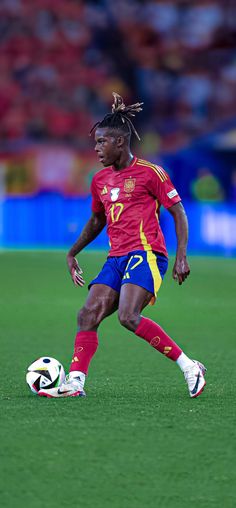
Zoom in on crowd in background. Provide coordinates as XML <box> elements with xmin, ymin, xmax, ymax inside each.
<box><xmin>0</xmin><ymin>0</ymin><xmax>236</xmax><ymax>200</ymax></box>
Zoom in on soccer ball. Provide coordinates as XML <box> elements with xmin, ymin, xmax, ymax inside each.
<box><xmin>26</xmin><ymin>357</ymin><xmax>65</xmax><ymax>394</ymax></box>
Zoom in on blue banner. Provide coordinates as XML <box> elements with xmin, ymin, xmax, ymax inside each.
<box><xmin>2</xmin><ymin>193</ymin><xmax>236</xmax><ymax>256</ymax></box>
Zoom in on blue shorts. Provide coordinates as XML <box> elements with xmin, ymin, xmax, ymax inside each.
<box><xmin>89</xmin><ymin>250</ymin><xmax>168</xmax><ymax>300</ymax></box>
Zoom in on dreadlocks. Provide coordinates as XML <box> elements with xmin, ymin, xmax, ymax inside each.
<box><xmin>90</xmin><ymin>92</ymin><xmax>143</xmax><ymax>141</ymax></box>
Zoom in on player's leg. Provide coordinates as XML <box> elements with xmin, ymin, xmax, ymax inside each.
<box><xmin>69</xmin><ymin>283</ymin><xmax>119</xmax><ymax>376</ymax></box>
<box><xmin>68</xmin><ymin>254</ymin><xmax>125</xmax><ymax>384</ymax></box>
<box><xmin>118</xmin><ymin>249</ymin><xmax>206</xmax><ymax>398</ymax></box>
<box><xmin>39</xmin><ymin>255</ymin><xmax>123</xmax><ymax>398</ymax></box>
<box><xmin>39</xmin><ymin>284</ymin><xmax>119</xmax><ymax>398</ymax></box>
<box><xmin>118</xmin><ymin>282</ymin><xmax>184</xmax><ymax>361</ymax></box>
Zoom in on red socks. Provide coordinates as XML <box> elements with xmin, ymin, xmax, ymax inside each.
<box><xmin>69</xmin><ymin>317</ymin><xmax>181</xmax><ymax>375</ymax></box>
<box><xmin>69</xmin><ymin>331</ymin><xmax>98</xmax><ymax>375</ymax></box>
<box><xmin>135</xmin><ymin>316</ymin><xmax>182</xmax><ymax>361</ymax></box>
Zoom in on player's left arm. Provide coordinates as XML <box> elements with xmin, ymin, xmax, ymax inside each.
<box><xmin>148</xmin><ymin>165</ymin><xmax>190</xmax><ymax>285</ymax></box>
<box><xmin>168</xmin><ymin>202</ymin><xmax>190</xmax><ymax>285</ymax></box>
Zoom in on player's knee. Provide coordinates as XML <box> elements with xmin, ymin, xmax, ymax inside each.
<box><xmin>77</xmin><ymin>306</ymin><xmax>100</xmax><ymax>330</ymax></box>
<box><xmin>118</xmin><ymin>310</ymin><xmax>140</xmax><ymax>331</ymax></box>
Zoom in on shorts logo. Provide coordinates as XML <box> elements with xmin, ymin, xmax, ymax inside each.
<box><xmin>110</xmin><ymin>187</ymin><xmax>120</xmax><ymax>202</ymax></box>
<box><xmin>167</xmin><ymin>189</ymin><xmax>178</xmax><ymax>199</ymax></box>
<box><xmin>124</xmin><ymin>178</ymin><xmax>136</xmax><ymax>193</ymax></box>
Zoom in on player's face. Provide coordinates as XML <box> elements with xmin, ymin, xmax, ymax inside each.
<box><xmin>94</xmin><ymin>128</ymin><xmax>121</xmax><ymax>166</ymax></box>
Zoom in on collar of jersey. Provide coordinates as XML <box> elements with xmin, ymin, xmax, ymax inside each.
<box><xmin>111</xmin><ymin>156</ymin><xmax>137</xmax><ymax>173</ymax></box>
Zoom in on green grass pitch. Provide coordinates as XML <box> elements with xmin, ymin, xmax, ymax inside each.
<box><xmin>0</xmin><ymin>251</ymin><xmax>236</xmax><ymax>508</ymax></box>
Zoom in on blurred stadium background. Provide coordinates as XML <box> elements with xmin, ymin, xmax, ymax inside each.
<box><xmin>0</xmin><ymin>0</ymin><xmax>236</xmax><ymax>255</ymax></box>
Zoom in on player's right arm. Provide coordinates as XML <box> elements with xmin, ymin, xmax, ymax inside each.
<box><xmin>67</xmin><ymin>210</ymin><xmax>106</xmax><ymax>286</ymax></box>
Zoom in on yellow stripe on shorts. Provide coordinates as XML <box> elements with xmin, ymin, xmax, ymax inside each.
<box><xmin>139</xmin><ymin>221</ymin><xmax>162</xmax><ymax>303</ymax></box>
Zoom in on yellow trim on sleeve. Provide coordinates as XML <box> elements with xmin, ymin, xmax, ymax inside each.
<box><xmin>136</xmin><ymin>159</ymin><xmax>168</xmax><ymax>182</ymax></box>
<box><xmin>139</xmin><ymin>221</ymin><xmax>162</xmax><ymax>304</ymax></box>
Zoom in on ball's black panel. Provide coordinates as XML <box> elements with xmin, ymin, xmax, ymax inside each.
<box><xmin>32</xmin><ymin>375</ymin><xmax>41</xmax><ymax>392</ymax></box>
<box><xmin>34</xmin><ymin>369</ymin><xmax>52</xmax><ymax>381</ymax></box>
<box><xmin>43</xmin><ymin>373</ymin><xmax>60</xmax><ymax>389</ymax></box>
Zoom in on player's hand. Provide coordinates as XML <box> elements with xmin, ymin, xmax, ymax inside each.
<box><xmin>172</xmin><ymin>255</ymin><xmax>190</xmax><ymax>285</ymax></box>
<box><xmin>66</xmin><ymin>254</ymin><xmax>85</xmax><ymax>287</ymax></box>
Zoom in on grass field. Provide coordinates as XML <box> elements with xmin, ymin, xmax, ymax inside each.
<box><xmin>0</xmin><ymin>251</ymin><xmax>236</xmax><ymax>508</ymax></box>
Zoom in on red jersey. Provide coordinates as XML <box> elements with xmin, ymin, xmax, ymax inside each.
<box><xmin>91</xmin><ymin>156</ymin><xmax>181</xmax><ymax>257</ymax></box>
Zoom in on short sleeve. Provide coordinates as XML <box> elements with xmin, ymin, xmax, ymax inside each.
<box><xmin>91</xmin><ymin>176</ymin><xmax>105</xmax><ymax>213</ymax></box>
<box><xmin>148</xmin><ymin>167</ymin><xmax>181</xmax><ymax>209</ymax></box>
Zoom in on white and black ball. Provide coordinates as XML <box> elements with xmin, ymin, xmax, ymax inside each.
<box><xmin>26</xmin><ymin>357</ymin><xmax>65</xmax><ymax>394</ymax></box>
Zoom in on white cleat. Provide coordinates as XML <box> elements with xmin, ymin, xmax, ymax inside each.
<box><xmin>184</xmin><ymin>360</ymin><xmax>206</xmax><ymax>398</ymax></box>
<box><xmin>38</xmin><ymin>374</ymin><xmax>86</xmax><ymax>398</ymax></box>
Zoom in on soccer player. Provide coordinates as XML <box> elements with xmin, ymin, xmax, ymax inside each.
<box><xmin>39</xmin><ymin>93</ymin><xmax>206</xmax><ymax>399</ymax></box>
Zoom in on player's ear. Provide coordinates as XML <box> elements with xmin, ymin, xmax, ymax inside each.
<box><xmin>117</xmin><ymin>135</ymin><xmax>125</xmax><ymax>147</ymax></box>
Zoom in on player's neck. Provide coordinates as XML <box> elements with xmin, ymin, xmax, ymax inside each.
<box><xmin>113</xmin><ymin>150</ymin><xmax>134</xmax><ymax>171</ymax></box>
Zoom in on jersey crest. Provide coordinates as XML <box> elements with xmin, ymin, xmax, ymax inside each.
<box><xmin>124</xmin><ymin>177</ymin><xmax>136</xmax><ymax>193</ymax></box>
